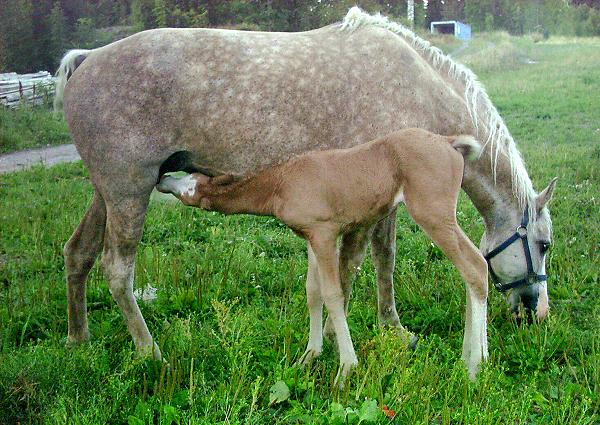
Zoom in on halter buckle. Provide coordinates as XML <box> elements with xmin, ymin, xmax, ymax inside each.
<box><xmin>516</xmin><ymin>225</ymin><xmax>527</xmax><ymax>237</ymax></box>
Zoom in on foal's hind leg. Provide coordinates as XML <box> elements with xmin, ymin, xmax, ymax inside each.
<box><xmin>323</xmin><ymin>227</ymin><xmax>370</xmax><ymax>339</ymax></box>
<box><xmin>102</xmin><ymin>190</ymin><xmax>161</xmax><ymax>360</ymax></box>
<box><xmin>404</xmin><ymin>195</ymin><xmax>488</xmax><ymax>380</ymax></box>
<box><xmin>64</xmin><ymin>191</ymin><xmax>106</xmax><ymax>343</ymax></box>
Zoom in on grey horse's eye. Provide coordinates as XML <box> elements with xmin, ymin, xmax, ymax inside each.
<box><xmin>539</xmin><ymin>241</ymin><xmax>551</xmax><ymax>254</ymax></box>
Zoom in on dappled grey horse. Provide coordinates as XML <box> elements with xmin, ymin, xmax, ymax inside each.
<box><xmin>55</xmin><ymin>8</ymin><xmax>556</xmax><ymax>378</ymax></box>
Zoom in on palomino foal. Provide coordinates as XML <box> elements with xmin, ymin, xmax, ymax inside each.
<box><xmin>157</xmin><ymin>128</ymin><xmax>488</xmax><ymax>382</ymax></box>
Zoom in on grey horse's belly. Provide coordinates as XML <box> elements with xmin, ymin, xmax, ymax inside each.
<box><xmin>65</xmin><ymin>25</ymin><xmax>468</xmax><ymax>177</ymax></box>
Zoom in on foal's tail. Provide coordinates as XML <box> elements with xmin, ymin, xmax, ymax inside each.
<box><xmin>451</xmin><ymin>135</ymin><xmax>482</xmax><ymax>161</ymax></box>
<box><xmin>53</xmin><ymin>49</ymin><xmax>93</xmax><ymax>112</ymax></box>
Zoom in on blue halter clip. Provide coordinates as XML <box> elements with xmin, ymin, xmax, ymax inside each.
<box><xmin>484</xmin><ymin>207</ymin><xmax>547</xmax><ymax>293</ymax></box>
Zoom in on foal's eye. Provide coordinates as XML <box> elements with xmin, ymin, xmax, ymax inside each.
<box><xmin>539</xmin><ymin>242</ymin><xmax>551</xmax><ymax>254</ymax></box>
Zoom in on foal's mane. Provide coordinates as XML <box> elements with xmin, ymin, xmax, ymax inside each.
<box><xmin>340</xmin><ymin>7</ymin><xmax>536</xmax><ymax>213</ymax></box>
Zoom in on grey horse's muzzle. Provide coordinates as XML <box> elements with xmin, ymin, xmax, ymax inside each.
<box><xmin>509</xmin><ymin>284</ymin><xmax>542</xmax><ymax>324</ymax></box>
<box><xmin>484</xmin><ymin>207</ymin><xmax>548</xmax><ymax>323</ymax></box>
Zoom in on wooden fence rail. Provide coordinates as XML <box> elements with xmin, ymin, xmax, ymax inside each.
<box><xmin>0</xmin><ymin>72</ymin><xmax>56</xmax><ymax>109</ymax></box>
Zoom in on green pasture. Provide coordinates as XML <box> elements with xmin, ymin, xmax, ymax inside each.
<box><xmin>0</xmin><ymin>106</ymin><xmax>69</xmax><ymax>154</ymax></box>
<box><xmin>0</xmin><ymin>34</ymin><xmax>599</xmax><ymax>424</ymax></box>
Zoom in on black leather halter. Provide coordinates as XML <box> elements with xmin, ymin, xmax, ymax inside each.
<box><xmin>484</xmin><ymin>207</ymin><xmax>547</xmax><ymax>293</ymax></box>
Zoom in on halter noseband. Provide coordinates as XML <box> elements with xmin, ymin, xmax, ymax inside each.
<box><xmin>484</xmin><ymin>207</ymin><xmax>547</xmax><ymax>293</ymax></box>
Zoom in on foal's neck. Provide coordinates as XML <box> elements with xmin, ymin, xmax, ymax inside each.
<box><xmin>204</xmin><ymin>170</ymin><xmax>279</xmax><ymax>216</ymax></box>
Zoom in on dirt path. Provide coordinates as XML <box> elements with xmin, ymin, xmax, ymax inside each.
<box><xmin>0</xmin><ymin>144</ymin><xmax>80</xmax><ymax>174</ymax></box>
<box><xmin>0</xmin><ymin>142</ymin><xmax>176</xmax><ymax>205</ymax></box>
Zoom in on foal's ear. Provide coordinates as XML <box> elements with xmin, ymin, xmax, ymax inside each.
<box><xmin>536</xmin><ymin>177</ymin><xmax>558</xmax><ymax>213</ymax></box>
<box><xmin>192</xmin><ymin>173</ymin><xmax>211</xmax><ymax>185</ymax></box>
<box><xmin>211</xmin><ymin>174</ymin><xmax>235</xmax><ymax>186</ymax></box>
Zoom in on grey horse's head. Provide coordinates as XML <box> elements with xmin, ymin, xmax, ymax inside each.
<box><xmin>480</xmin><ymin>178</ymin><xmax>557</xmax><ymax>323</ymax></box>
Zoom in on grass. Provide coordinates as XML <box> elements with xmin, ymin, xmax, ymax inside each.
<box><xmin>1</xmin><ymin>34</ymin><xmax>599</xmax><ymax>424</ymax></box>
<box><xmin>0</xmin><ymin>105</ymin><xmax>70</xmax><ymax>154</ymax></box>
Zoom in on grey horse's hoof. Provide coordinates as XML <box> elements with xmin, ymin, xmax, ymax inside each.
<box><xmin>65</xmin><ymin>332</ymin><xmax>91</xmax><ymax>346</ymax></box>
<box><xmin>408</xmin><ymin>333</ymin><xmax>419</xmax><ymax>351</ymax></box>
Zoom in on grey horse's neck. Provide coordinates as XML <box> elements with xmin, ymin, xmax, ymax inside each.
<box><xmin>462</xmin><ymin>146</ymin><xmax>528</xmax><ymax>232</ymax></box>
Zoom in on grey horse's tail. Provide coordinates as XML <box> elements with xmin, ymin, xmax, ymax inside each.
<box><xmin>53</xmin><ymin>49</ymin><xmax>93</xmax><ymax>112</ymax></box>
<box><xmin>452</xmin><ymin>135</ymin><xmax>482</xmax><ymax>161</ymax></box>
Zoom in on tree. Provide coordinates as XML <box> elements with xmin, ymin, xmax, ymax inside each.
<box><xmin>0</xmin><ymin>0</ymin><xmax>36</xmax><ymax>73</ymax></box>
<box><xmin>131</xmin><ymin>0</ymin><xmax>154</xmax><ymax>30</ymax></box>
<box><xmin>154</xmin><ymin>0</ymin><xmax>168</xmax><ymax>27</ymax></box>
<box><xmin>49</xmin><ymin>2</ymin><xmax>68</xmax><ymax>68</ymax></box>
<box><xmin>0</xmin><ymin>35</ymin><xmax>7</xmax><ymax>72</ymax></box>
<box><xmin>571</xmin><ymin>0</ymin><xmax>600</xmax><ymax>8</ymax></box>
<box><xmin>206</xmin><ymin>0</ymin><xmax>218</xmax><ymax>26</ymax></box>
<box><xmin>442</xmin><ymin>0</ymin><xmax>465</xmax><ymax>21</ymax></box>
<box><xmin>425</xmin><ymin>0</ymin><xmax>444</xmax><ymax>27</ymax></box>
<box><xmin>73</xmin><ymin>17</ymin><xmax>95</xmax><ymax>47</ymax></box>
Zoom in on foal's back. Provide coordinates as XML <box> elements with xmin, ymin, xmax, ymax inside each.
<box><xmin>274</xmin><ymin>128</ymin><xmax>466</xmax><ymax>232</ymax></box>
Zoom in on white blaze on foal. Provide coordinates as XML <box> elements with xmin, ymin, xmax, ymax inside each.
<box><xmin>158</xmin><ymin>174</ymin><xmax>198</xmax><ymax>199</ymax></box>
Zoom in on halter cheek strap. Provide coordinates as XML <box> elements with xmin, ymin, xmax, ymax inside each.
<box><xmin>484</xmin><ymin>207</ymin><xmax>547</xmax><ymax>293</ymax></box>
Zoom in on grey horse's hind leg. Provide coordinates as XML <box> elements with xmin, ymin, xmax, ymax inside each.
<box><xmin>323</xmin><ymin>227</ymin><xmax>371</xmax><ymax>339</ymax></box>
<box><xmin>371</xmin><ymin>210</ymin><xmax>402</xmax><ymax>328</ymax></box>
<box><xmin>64</xmin><ymin>191</ymin><xmax>106</xmax><ymax>344</ymax></box>
<box><xmin>102</xmin><ymin>191</ymin><xmax>161</xmax><ymax>360</ymax></box>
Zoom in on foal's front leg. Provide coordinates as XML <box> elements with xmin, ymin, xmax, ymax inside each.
<box><xmin>299</xmin><ymin>243</ymin><xmax>323</xmax><ymax>365</ymax></box>
<box><xmin>323</xmin><ymin>227</ymin><xmax>370</xmax><ymax>339</ymax></box>
<box><xmin>309</xmin><ymin>232</ymin><xmax>358</xmax><ymax>386</ymax></box>
<box><xmin>405</xmin><ymin>200</ymin><xmax>488</xmax><ymax>380</ymax></box>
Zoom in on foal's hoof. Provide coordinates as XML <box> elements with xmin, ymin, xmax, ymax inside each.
<box><xmin>467</xmin><ymin>363</ymin><xmax>481</xmax><ymax>382</ymax></box>
<box><xmin>334</xmin><ymin>360</ymin><xmax>357</xmax><ymax>389</ymax></box>
<box><xmin>297</xmin><ymin>348</ymin><xmax>321</xmax><ymax>368</ymax></box>
<box><xmin>138</xmin><ymin>342</ymin><xmax>163</xmax><ymax>362</ymax></box>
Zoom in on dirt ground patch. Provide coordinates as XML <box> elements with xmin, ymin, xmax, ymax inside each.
<box><xmin>0</xmin><ymin>144</ymin><xmax>80</xmax><ymax>174</ymax></box>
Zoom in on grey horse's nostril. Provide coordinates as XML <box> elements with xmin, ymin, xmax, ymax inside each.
<box><xmin>511</xmin><ymin>308</ymin><xmax>522</xmax><ymax>326</ymax></box>
<box><xmin>518</xmin><ymin>285</ymin><xmax>541</xmax><ymax>325</ymax></box>
<box><xmin>521</xmin><ymin>289</ymin><xmax>539</xmax><ymax>313</ymax></box>
<box><xmin>510</xmin><ymin>285</ymin><xmax>543</xmax><ymax>325</ymax></box>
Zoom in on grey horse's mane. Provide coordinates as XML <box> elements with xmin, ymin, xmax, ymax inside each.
<box><xmin>341</xmin><ymin>7</ymin><xmax>536</xmax><ymax>213</ymax></box>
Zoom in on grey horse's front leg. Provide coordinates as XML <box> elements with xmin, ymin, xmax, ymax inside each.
<box><xmin>372</xmin><ymin>211</ymin><xmax>417</xmax><ymax>348</ymax></box>
<box><xmin>371</xmin><ymin>210</ymin><xmax>402</xmax><ymax>328</ymax></box>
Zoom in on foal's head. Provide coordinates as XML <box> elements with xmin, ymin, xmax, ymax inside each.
<box><xmin>480</xmin><ymin>178</ymin><xmax>557</xmax><ymax>323</ymax></box>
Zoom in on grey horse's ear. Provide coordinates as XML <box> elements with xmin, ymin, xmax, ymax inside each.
<box><xmin>536</xmin><ymin>177</ymin><xmax>558</xmax><ymax>213</ymax></box>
